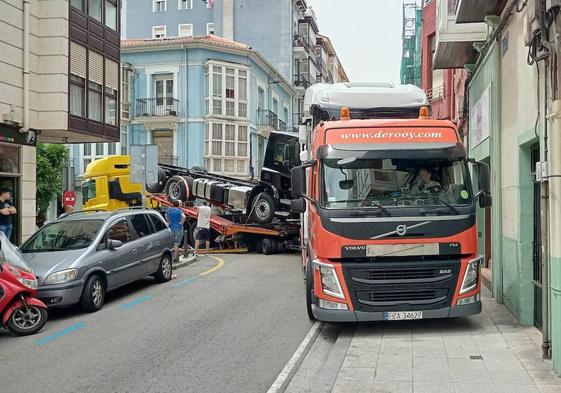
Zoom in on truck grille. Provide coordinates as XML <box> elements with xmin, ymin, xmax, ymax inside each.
<box><xmin>342</xmin><ymin>259</ymin><xmax>460</xmax><ymax>312</ymax></box>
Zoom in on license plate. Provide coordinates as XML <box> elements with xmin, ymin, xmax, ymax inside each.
<box><xmin>384</xmin><ymin>311</ymin><xmax>423</xmax><ymax>321</ymax></box>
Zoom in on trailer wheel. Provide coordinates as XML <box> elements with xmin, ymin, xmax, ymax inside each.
<box><xmin>146</xmin><ymin>167</ymin><xmax>167</xmax><ymax>193</ymax></box>
<box><xmin>262</xmin><ymin>238</ymin><xmax>274</xmax><ymax>255</ymax></box>
<box><xmin>250</xmin><ymin>193</ymin><xmax>276</xmax><ymax>225</ymax></box>
<box><xmin>305</xmin><ymin>258</ymin><xmax>316</xmax><ymax>320</ymax></box>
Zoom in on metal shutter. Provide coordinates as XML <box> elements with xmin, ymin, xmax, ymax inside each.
<box><xmin>89</xmin><ymin>51</ymin><xmax>104</xmax><ymax>85</ymax></box>
<box><xmin>105</xmin><ymin>59</ymin><xmax>119</xmax><ymax>90</ymax></box>
<box><xmin>70</xmin><ymin>42</ymin><xmax>87</xmax><ymax>78</ymax></box>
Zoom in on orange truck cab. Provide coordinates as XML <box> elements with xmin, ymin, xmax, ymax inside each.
<box><xmin>291</xmin><ymin>83</ymin><xmax>492</xmax><ymax>322</ymax></box>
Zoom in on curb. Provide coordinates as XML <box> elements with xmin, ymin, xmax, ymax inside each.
<box><xmin>172</xmin><ymin>255</ymin><xmax>197</xmax><ymax>270</ymax></box>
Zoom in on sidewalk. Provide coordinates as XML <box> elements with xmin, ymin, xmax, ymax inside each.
<box><xmin>331</xmin><ymin>288</ymin><xmax>561</xmax><ymax>393</ymax></box>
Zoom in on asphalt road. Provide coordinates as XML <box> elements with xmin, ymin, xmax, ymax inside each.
<box><xmin>0</xmin><ymin>253</ymin><xmax>313</xmax><ymax>393</ymax></box>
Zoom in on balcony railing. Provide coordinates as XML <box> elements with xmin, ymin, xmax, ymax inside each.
<box><xmin>257</xmin><ymin>109</ymin><xmax>279</xmax><ymax>130</ymax></box>
<box><xmin>278</xmin><ymin>119</ymin><xmax>287</xmax><ymax>132</ymax></box>
<box><xmin>136</xmin><ymin>98</ymin><xmax>180</xmax><ymax>117</ymax></box>
<box><xmin>294</xmin><ymin>73</ymin><xmax>311</xmax><ymax>89</ymax></box>
<box><xmin>293</xmin><ymin>34</ymin><xmax>311</xmax><ymax>53</ymax></box>
<box><xmin>158</xmin><ymin>155</ymin><xmax>179</xmax><ymax>166</ymax></box>
<box><xmin>426</xmin><ymin>84</ymin><xmax>445</xmax><ymax>102</ymax></box>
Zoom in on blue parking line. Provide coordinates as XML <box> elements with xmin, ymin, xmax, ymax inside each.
<box><xmin>174</xmin><ymin>276</ymin><xmax>198</xmax><ymax>288</ymax></box>
<box><xmin>36</xmin><ymin>322</ymin><xmax>86</xmax><ymax>346</ymax></box>
<box><xmin>119</xmin><ymin>295</ymin><xmax>154</xmax><ymax>310</ymax></box>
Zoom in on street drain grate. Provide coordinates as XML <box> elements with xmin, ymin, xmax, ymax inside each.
<box><xmin>470</xmin><ymin>355</ymin><xmax>483</xmax><ymax>360</ymax></box>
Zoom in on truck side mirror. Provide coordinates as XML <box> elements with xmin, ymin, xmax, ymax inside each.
<box><xmin>291</xmin><ymin>166</ymin><xmax>306</xmax><ymax>198</ymax></box>
<box><xmin>477</xmin><ymin>162</ymin><xmax>491</xmax><ymax>193</ymax></box>
<box><xmin>291</xmin><ymin>198</ymin><xmax>306</xmax><ymax>214</ymax></box>
<box><xmin>479</xmin><ymin>194</ymin><xmax>492</xmax><ymax>209</ymax></box>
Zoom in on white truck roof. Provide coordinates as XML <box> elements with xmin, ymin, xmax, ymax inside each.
<box><xmin>303</xmin><ymin>82</ymin><xmax>428</xmax><ymax>116</ymax></box>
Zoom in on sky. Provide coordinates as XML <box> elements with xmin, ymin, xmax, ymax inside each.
<box><xmin>307</xmin><ymin>0</ymin><xmax>404</xmax><ymax>84</ymax></box>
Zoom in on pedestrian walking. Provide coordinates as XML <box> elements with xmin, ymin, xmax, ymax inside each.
<box><xmin>165</xmin><ymin>200</ymin><xmax>186</xmax><ymax>262</ymax></box>
<box><xmin>58</xmin><ymin>205</ymin><xmax>74</xmax><ymax>218</ymax></box>
<box><xmin>0</xmin><ymin>188</ymin><xmax>17</xmax><ymax>241</ymax></box>
<box><xmin>194</xmin><ymin>201</ymin><xmax>211</xmax><ymax>256</ymax></box>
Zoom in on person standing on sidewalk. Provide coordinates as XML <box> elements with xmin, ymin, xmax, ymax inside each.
<box><xmin>0</xmin><ymin>188</ymin><xmax>17</xmax><ymax>241</ymax></box>
<box><xmin>194</xmin><ymin>201</ymin><xmax>212</xmax><ymax>256</ymax></box>
<box><xmin>165</xmin><ymin>200</ymin><xmax>186</xmax><ymax>262</ymax></box>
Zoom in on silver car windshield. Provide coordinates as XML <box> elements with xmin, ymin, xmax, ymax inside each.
<box><xmin>321</xmin><ymin>157</ymin><xmax>473</xmax><ymax>210</ymax></box>
<box><xmin>21</xmin><ymin>220</ymin><xmax>104</xmax><ymax>253</ymax></box>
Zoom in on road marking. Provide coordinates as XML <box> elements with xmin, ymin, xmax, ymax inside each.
<box><xmin>199</xmin><ymin>255</ymin><xmax>225</xmax><ymax>276</ymax></box>
<box><xmin>267</xmin><ymin>321</ymin><xmax>324</xmax><ymax>393</ymax></box>
<box><xmin>174</xmin><ymin>276</ymin><xmax>198</xmax><ymax>287</ymax></box>
<box><xmin>118</xmin><ymin>295</ymin><xmax>154</xmax><ymax>310</ymax></box>
<box><xmin>36</xmin><ymin>322</ymin><xmax>86</xmax><ymax>346</ymax></box>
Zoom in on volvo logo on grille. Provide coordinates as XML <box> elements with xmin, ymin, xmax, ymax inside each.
<box><xmin>396</xmin><ymin>225</ymin><xmax>408</xmax><ymax>236</ymax></box>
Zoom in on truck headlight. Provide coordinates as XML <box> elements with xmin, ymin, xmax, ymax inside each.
<box><xmin>314</xmin><ymin>260</ymin><xmax>344</xmax><ymax>299</ymax></box>
<box><xmin>17</xmin><ymin>277</ymin><xmax>38</xmax><ymax>289</ymax></box>
<box><xmin>44</xmin><ymin>269</ymin><xmax>78</xmax><ymax>285</ymax></box>
<box><xmin>460</xmin><ymin>257</ymin><xmax>482</xmax><ymax>294</ymax></box>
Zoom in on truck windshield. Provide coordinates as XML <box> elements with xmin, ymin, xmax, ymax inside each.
<box><xmin>322</xmin><ymin>157</ymin><xmax>473</xmax><ymax>211</ymax></box>
<box><xmin>82</xmin><ymin>180</ymin><xmax>96</xmax><ymax>203</ymax></box>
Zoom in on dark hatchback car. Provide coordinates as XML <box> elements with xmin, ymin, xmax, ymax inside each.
<box><xmin>20</xmin><ymin>210</ymin><xmax>174</xmax><ymax>312</ymax></box>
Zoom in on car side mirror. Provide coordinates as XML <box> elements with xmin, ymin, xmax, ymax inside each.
<box><xmin>108</xmin><ymin>239</ymin><xmax>123</xmax><ymax>250</ymax></box>
<box><xmin>291</xmin><ymin>166</ymin><xmax>307</xmax><ymax>198</ymax></box>
<box><xmin>291</xmin><ymin>198</ymin><xmax>306</xmax><ymax>214</ymax></box>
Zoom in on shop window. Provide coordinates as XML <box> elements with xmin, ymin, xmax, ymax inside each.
<box><xmin>0</xmin><ymin>145</ymin><xmax>19</xmax><ymax>174</ymax></box>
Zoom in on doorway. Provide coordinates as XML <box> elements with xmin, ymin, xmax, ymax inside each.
<box><xmin>152</xmin><ymin>130</ymin><xmax>175</xmax><ymax>165</ymax></box>
<box><xmin>0</xmin><ymin>177</ymin><xmax>19</xmax><ymax>244</ymax></box>
<box><xmin>154</xmin><ymin>74</ymin><xmax>174</xmax><ymax>116</ymax></box>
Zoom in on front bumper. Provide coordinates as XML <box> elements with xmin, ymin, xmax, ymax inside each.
<box><xmin>312</xmin><ymin>301</ymin><xmax>482</xmax><ymax>322</ymax></box>
<box><xmin>37</xmin><ymin>281</ymin><xmax>84</xmax><ymax>308</ymax></box>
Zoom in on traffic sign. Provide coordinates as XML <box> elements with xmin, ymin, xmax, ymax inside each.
<box><xmin>62</xmin><ymin>190</ymin><xmax>76</xmax><ymax>207</ymax></box>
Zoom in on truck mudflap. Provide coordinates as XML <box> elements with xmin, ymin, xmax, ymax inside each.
<box><xmin>311</xmin><ymin>301</ymin><xmax>482</xmax><ymax>322</ymax></box>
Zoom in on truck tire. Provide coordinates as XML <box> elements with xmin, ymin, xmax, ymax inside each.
<box><xmin>262</xmin><ymin>238</ymin><xmax>274</xmax><ymax>255</ymax></box>
<box><xmin>166</xmin><ymin>176</ymin><xmax>191</xmax><ymax>203</ymax></box>
<box><xmin>146</xmin><ymin>167</ymin><xmax>167</xmax><ymax>193</ymax></box>
<box><xmin>187</xmin><ymin>221</ymin><xmax>197</xmax><ymax>247</ymax></box>
<box><xmin>305</xmin><ymin>258</ymin><xmax>316</xmax><ymax>320</ymax></box>
<box><xmin>250</xmin><ymin>193</ymin><xmax>276</xmax><ymax>225</ymax></box>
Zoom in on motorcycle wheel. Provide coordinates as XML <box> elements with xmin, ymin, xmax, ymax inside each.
<box><xmin>7</xmin><ymin>305</ymin><xmax>48</xmax><ymax>336</ymax></box>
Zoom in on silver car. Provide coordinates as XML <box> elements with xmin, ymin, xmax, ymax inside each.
<box><xmin>20</xmin><ymin>209</ymin><xmax>175</xmax><ymax>312</ymax></box>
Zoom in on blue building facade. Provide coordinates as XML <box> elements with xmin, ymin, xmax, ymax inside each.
<box><xmin>114</xmin><ymin>36</ymin><xmax>294</xmax><ymax>178</ymax></box>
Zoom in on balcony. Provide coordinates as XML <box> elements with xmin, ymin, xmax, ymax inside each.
<box><xmin>257</xmin><ymin>109</ymin><xmax>279</xmax><ymax>131</ymax></box>
<box><xmin>293</xmin><ymin>34</ymin><xmax>312</xmax><ymax>57</ymax></box>
<box><xmin>136</xmin><ymin>98</ymin><xmax>180</xmax><ymax>118</ymax></box>
<box><xmin>426</xmin><ymin>84</ymin><xmax>445</xmax><ymax>103</ymax></box>
<box><xmin>433</xmin><ymin>0</ymin><xmax>489</xmax><ymax>69</ymax></box>
<box><xmin>294</xmin><ymin>73</ymin><xmax>311</xmax><ymax>90</ymax></box>
<box><xmin>278</xmin><ymin>119</ymin><xmax>287</xmax><ymax>132</ymax></box>
<box><xmin>455</xmin><ymin>0</ymin><xmax>505</xmax><ymax>24</ymax></box>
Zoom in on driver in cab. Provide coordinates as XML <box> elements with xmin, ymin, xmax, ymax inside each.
<box><xmin>410</xmin><ymin>167</ymin><xmax>441</xmax><ymax>193</ymax></box>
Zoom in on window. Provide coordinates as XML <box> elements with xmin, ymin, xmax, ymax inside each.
<box><xmin>178</xmin><ymin>0</ymin><xmax>192</xmax><ymax>10</ymax></box>
<box><xmin>148</xmin><ymin>214</ymin><xmax>167</xmax><ymax>232</ymax></box>
<box><xmin>153</xmin><ymin>26</ymin><xmax>166</xmax><ymax>39</ymax></box>
<box><xmin>0</xmin><ymin>145</ymin><xmax>19</xmax><ymax>174</ymax></box>
<box><xmin>71</xmin><ymin>0</ymin><xmax>85</xmax><ymax>12</ymax></box>
<box><xmin>153</xmin><ymin>0</ymin><xmax>166</xmax><ymax>12</ymax></box>
<box><xmin>178</xmin><ymin>24</ymin><xmax>193</xmax><ymax>37</ymax></box>
<box><xmin>105</xmin><ymin>0</ymin><xmax>117</xmax><ymax>30</ymax></box>
<box><xmin>83</xmin><ymin>158</ymin><xmax>91</xmax><ymax>171</ymax></box>
<box><xmin>108</xmin><ymin>142</ymin><xmax>116</xmax><ymax>155</ymax></box>
<box><xmin>70</xmin><ymin>75</ymin><xmax>86</xmax><ymax>117</ymax></box>
<box><xmin>107</xmin><ymin>220</ymin><xmax>133</xmax><ymax>244</ymax></box>
<box><xmin>121</xmin><ymin>67</ymin><xmax>131</xmax><ymax>120</ymax></box>
<box><xmin>205</xmin><ymin>123</ymin><xmax>250</xmax><ymax>175</ymax></box>
<box><xmin>206</xmin><ymin>63</ymin><xmax>249</xmax><ymax>118</ymax></box>
<box><xmin>89</xmin><ymin>0</ymin><xmax>102</xmax><ymax>21</ymax></box>
<box><xmin>84</xmin><ymin>144</ymin><xmax>92</xmax><ymax>156</ymax></box>
<box><xmin>105</xmin><ymin>87</ymin><xmax>117</xmax><ymax>125</ymax></box>
<box><xmin>88</xmin><ymin>82</ymin><xmax>102</xmax><ymax>121</ymax></box>
<box><xmin>21</xmin><ymin>220</ymin><xmax>104</xmax><ymax>252</ymax></box>
<box><xmin>130</xmin><ymin>214</ymin><xmax>153</xmax><ymax>237</ymax></box>
<box><xmin>207</xmin><ymin>23</ymin><xmax>215</xmax><ymax>35</ymax></box>
<box><xmin>96</xmin><ymin>143</ymin><xmax>104</xmax><ymax>155</ymax></box>
<box><xmin>120</xmin><ymin>125</ymin><xmax>128</xmax><ymax>155</ymax></box>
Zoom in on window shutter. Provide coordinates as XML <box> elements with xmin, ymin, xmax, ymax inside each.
<box><xmin>89</xmin><ymin>51</ymin><xmax>104</xmax><ymax>85</ymax></box>
<box><xmin>70</xmin><ymin>42</ymin><xmax>87</xmax><ymax>78</ymax></box>
<box><xmin>105</xmin><ymin>59</ymin><xmax>119</xmax><ymax>90</ymax></box>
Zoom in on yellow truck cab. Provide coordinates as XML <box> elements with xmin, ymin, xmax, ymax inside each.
<box><xmin>82</xmin><ymin>155</ymin><xmax>144</xmax><ymax>211</ymax></box>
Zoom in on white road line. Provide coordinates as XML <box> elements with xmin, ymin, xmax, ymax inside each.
<box><xmin>267</xmin><ymin>321</ymin><xmax>324</xmax><ymax>393</ymax></box>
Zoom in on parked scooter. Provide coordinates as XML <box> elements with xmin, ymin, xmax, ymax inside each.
<box><xmin>0</xmin><ymin>233</ymin><xmax>48</xmax><ymax>336</ymax></box>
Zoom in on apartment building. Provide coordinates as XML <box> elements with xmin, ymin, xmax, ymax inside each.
<box><xmin>0</xmin><ymin>0</ymin><xmax>120</xmax><ymax>243</ymax></box>
<box><xmin>120</xmin><ymin>0</ymin><xmax>348</xmax><ymax>127</ymax></box>
<box><xmin>431</xmin><ymin>0</ymin><xmax>561</xmax><ymax>375</ymax></box>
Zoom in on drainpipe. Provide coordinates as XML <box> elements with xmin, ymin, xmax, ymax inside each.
<box><xmin>21</xmin><ymin>0</ymin><xmax>31</xmax><ymax>133</ymax></box>
<box><xmin>183</xmin><ymin>45</ymin><xmax>189</xmax><ymax>168</ymax></box>
<box><xmin>542</xmin><ymin>65</ymin><xmax>551</xmax><ymax>359</ymax></box>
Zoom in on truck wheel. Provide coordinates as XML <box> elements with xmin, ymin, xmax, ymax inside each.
<box><xmin>262</xmin><ymin>238</ymin><xmax>274</xmax><ymax>255</ymax></box>
<box><xmin>305</xmin><ymin>259</ymin><xmax>316</xmax><ymax>320</ymax></box>
<box><xmin>187</xmin><ymin>222</ymin><xmax>197</xmax><ymax>247</ymax></box>
<box><xmin>250</xmin><ymin>193</ymin><xmax>276</xmax><ymax>225</ymax></box>
<box><xmin>166</xmin><ymin>176</ymin><xmax>188</xmax><ymax>202</ymax></box>
<box><xmin>146</xmin><ymin>167</ymin><xmax>167</xmax><ymax>193</ymax></box>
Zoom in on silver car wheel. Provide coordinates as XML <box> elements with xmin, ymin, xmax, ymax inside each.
<box><xmin>12</xmin><ymin>306</ymin><xmax>42</xmax><ymax>330</ymax></box>
<box><xmin>92</xmin><ymin>280</ymin><xmax>104</xmax><ymax>307</ymax></box>
<box><xmin>161</xmin><ymin>257</ymin><xmax>172</xmax><ymax>279</ymax></box>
